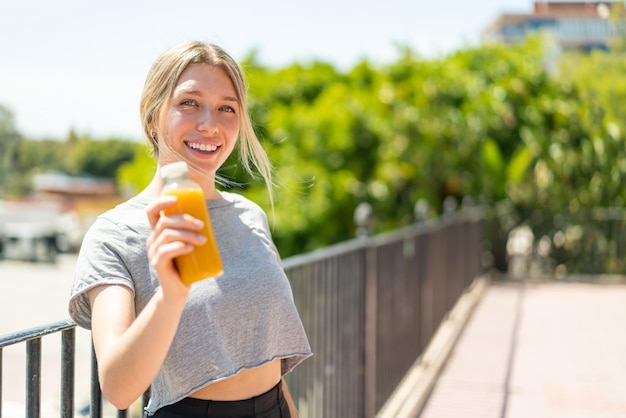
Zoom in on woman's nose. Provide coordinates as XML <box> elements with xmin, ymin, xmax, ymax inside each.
<box><xmin>197</xmin><ymin>109</ymin><xmax>219</xmax><ymax>133</ymax></box>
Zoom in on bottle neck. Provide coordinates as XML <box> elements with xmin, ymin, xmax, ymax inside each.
<box><xmin>163</xmin><ymin>173</ymin><xmax>189</xmax><ymax>184</ymax></box>
<box><xmin>140</xmin><ymin>166</ymin><xmax>222</xmax><ymax>200</ymax></box>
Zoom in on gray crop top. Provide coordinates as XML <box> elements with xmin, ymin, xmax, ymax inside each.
<box><xmin>68</xmin><ymin>192</ymin><xmax>312</xmax><ymax>415</ymax></box>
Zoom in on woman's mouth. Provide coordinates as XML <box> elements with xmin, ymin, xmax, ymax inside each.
<box><xmin>185</xmin><ymin>141</ymin><xmax>220</xmax><ymax>154</ymax></box>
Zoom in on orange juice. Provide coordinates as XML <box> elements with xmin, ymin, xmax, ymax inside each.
<box><xmin>161</xmin><ymin>162</ymin><xmax>223</xmax><ymax>284</ymax></box>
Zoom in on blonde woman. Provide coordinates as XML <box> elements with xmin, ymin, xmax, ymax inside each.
<box><xmin>69</xmin><ymin>41</ymin><xmax>311</xmax><ymax>418</ymax></box>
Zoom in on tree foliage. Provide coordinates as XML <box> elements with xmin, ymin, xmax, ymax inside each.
<box><xmin>63</xmin><ymin>132</ymin><xmax>137</xmax><ymax>178</ymax></box>
<box><xmin>4</xmin><ymin>36</ymin><xmax>626</xmax><ymax>264</ymax></box>
<box><xmin>0</xmin><ymin>106</ymin><xmax>22</xmax><ymax>197</ymax></box>
<box><xmin>1</xmin><ymin>129</ymin><xmax>139</xmax><ymax>198</ymax></box>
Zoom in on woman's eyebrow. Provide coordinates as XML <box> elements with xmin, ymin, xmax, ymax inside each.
<box><xmin>176</xmin><ymin>89</ymin><xmax>239</xmax><ymax>103</ymax></box>
<box><xmin>176</xmin><ymin>89</ymin><xmax>202</xmax><ymax>97</ymax></box>
<box><xmin>222</xmin><ymin>95</ymin><xmax>239</xmax><ymax>103</ymax></box>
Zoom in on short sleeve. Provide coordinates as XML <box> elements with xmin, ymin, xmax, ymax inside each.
<box><xmin>235</xmin><ymin>197</ymin><xmax>282</xmax><ymax>264</ymax></box>
<box><xmin>68</xmin><ymin>216</ymin><xmax>139</xmax><ymax>330</ymax></box>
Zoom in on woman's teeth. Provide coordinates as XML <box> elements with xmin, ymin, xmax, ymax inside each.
<box><xmin>187</xmin><ymin>142</ymin><xmax>218</xmax><ymax>152</ymax></box>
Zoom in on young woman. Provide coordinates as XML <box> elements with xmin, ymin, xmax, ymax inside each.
<box><xmin>69</xmin><ymin>41</ymin><xmax>312</xmax><ymax>418</ymax></box>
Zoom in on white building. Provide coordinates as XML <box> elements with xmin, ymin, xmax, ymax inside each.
<box><xmin>483</xmin><ymin>1</ymin><xmax>626</xmax><ymax>51</ymax></box>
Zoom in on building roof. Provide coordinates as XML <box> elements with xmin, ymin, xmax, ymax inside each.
<box><xmin>32</xmin><ymin>173</ymin><xmax>116</xmax><ymax>197</ymax></box>
<box><xmin>533</xmin><ymin>1</ymin><xmax>620</xmax><ymax>16</ymax></box>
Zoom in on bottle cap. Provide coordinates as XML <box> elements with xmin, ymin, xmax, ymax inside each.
<box><xmin>160</xmin><ymin>161</ymin><xmax>189</xmax><ymax>180</ymax></box>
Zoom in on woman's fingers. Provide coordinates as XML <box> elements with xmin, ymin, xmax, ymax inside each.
<box><xmin>146</xmin><ymin>195</ymin><xmax>204</xmax><ymax>230</ymax></box>
<box><xmin>149</xmin><ymin>215</ymin><xmax>205</xmax><ymax>246</ymax></box>
<box><xmin>146</xmin><ymin>196</ymin><xmax>177</xmax><ymax>229</ymax></box>
<box><xmin>145</xmin><ymin>196</ymin><xmax>206</xmax><ymax>286</ymax></box>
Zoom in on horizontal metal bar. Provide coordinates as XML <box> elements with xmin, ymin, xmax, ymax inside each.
<box><xmin>0</xmin><ymin>319</ymin><xmax>76</xmax><ymax>348</ymax></box>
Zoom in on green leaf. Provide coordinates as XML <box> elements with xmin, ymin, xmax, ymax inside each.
<box><xmin>482</xmin><ymin>138</ymin><xmax>504</xmax><ymax>175</ymax></box>
<box><xmin>507</xmin><ymin>146</ymin><xmax>533</xmax><ymax>183</ymax></box>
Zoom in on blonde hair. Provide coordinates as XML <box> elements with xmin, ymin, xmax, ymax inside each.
<box><xmin>139</xmin><ymin>41</ymin><xmax>273</xmax><ymax>206</ymax></box>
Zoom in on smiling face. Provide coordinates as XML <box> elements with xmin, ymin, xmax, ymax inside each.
<box><xmin>157</xmin><ymin>63</ymin><xmax>241</xmax><ymax>187</ymax></box>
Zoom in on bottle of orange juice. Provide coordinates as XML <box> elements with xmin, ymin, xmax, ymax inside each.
<box><xmin>160</xmin><ymin>161</ymin><xmax>223</xmax><ymax>284</ymax></box>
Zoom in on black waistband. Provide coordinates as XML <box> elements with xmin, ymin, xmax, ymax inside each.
<box><xmin>156</xmin><ymin>380</ymin><xmax>285</xmax><ymax>417</ymax></box>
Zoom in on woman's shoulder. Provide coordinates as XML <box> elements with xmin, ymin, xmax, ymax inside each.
<box><xmin>86</xmin><ymin>196</ymin><xmax>150</xmax><ymax>237</ymax></box>
<box><xmin>100</xmin><ymin>196</ymin><xmax>149</xmax><ymax>219</ymax></box>
<box><xmin>218</xmin><ymin>191</ymin><xmax>264</xmax><ymax>213</ymax></box>
<box><xmin>214</xmin><ymin>191</ymin><xmax>270</xmax><ymax>230</ymax></box>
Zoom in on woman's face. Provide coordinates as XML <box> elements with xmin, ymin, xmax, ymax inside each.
<box><xmin>158</xmin><ymin>63</ymin><xmax>240</xmax><ymax>178</ymax></box>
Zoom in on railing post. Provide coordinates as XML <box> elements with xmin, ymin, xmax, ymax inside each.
<box><xmin>443</xmin><ymin>196</ymin><xmax>457</xmax><ymax>220</ymax></box>
<box><xmin>355</xmin><ymin>202</ymin><xmax>374</xmax><ymax>237</ymax></box>
<box><xmin>26</xmin><ymin>338</ymin><xmax>42</xmax><ymax>418</ymax></box>
<box><xmin>0</xmin><ymin>347</ymin><xmax>3</xmax><ymax>417</ymax></box>
<box><xmin>356</xmin><ymin>201</ymin><xmax>378</xmax><ymax>417</ymax></box>
<box><xmin>364</xmin><ymin>240</ymin><xmax>378</xmax><ymax>418</ymax></box>
<box><xmin>414</xmin><ymin>199</ymin><xmax>429</xmax><ymax>223</ymax></box>
<box><xmin>91</xmin><ymin>343</ymin><xmax>102</xmax><ymax>418</ymax></box>
<box><xmin>61</xmin><ymin>328</ymin><xmax>75</xmax><ymax>418</ymax></box>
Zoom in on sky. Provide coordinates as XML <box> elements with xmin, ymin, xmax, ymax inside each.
<box><xmin>0</xmin><ymin>0</ymin><xmax>540</xmax><ymax>140</ymax></box>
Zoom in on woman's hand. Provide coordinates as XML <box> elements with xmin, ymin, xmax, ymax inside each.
<box><xmin>145</xmin><ymin>196</ymin><xmax>206</xmax><ymax>297</ymax></box>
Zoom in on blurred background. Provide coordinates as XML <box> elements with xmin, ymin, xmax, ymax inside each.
<box><xmin>2</xmin><ymin>0</ymin><xmax>626</xmax><ymax>276</ymax></box>
<box><xmin>2</xmin><ymin>1</ymin><xmax>626</xmax><ymax>417</ymax></box>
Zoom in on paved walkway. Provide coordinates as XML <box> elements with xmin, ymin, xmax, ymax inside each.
<box><xmin>418</xmin><ymin>280</ymin><xmax>626</xmax><ymax>418</ymax></box>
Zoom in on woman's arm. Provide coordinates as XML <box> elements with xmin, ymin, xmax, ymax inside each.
<box><xmin>89</xmin><ymin>284</ymin><xmax>187</xmax><ymax>409</ymax></box>
<box><xmin>88</xmin><ymin>196</ymin><xmax>205</xmax><ymax>409</ymax></box>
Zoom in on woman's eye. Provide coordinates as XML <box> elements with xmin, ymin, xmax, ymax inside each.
<box><xmin>180</xmin><ymin>99</ymin><xmax>196</xmax><ymax>106</ymax></box>
<box><xmin>220</xmin><ymin>105</ymin><xmax>235</xmax><ymax>113</ymax></box>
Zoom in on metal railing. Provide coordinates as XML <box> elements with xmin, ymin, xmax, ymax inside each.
<box><xmin>0</xmin><ymin>320</ymin><xmax>75</xmax><ymax>417</ymax></box>
<box><xmin>0</xmin><ymin>204</ymin><xmax>484</xmax><ymax>418</ymax></box>
<box><xmin>0</xmin><ymin>320</ymin><xmax>149</xmax><ymax>418</ymax></box>
<box><xmin>284</xmin><ymin>208</ymin><xmax>483</xmax><ymax>417</ymax></box>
